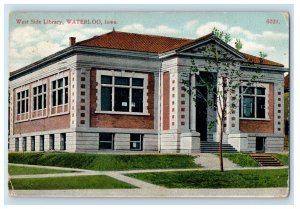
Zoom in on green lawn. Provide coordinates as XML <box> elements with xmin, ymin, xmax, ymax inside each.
<box><xmin>127</xmin><ymin>169</ymin><xmax>288</xmax><ymax>188</ymax></box>
<box><xmin>9</xmin><ymin>175</ymin><xmax>136</xmax><ymax>190</ymax></box>
<box><xmin>273</xmin><ymin>153</ymin><xmax>289</xmax><ymax>166</ymax></box>
<box><xmin>8</xmin><ymin>152</ymin><xmax>200</xmax><ymax>171</ymax></box>
<box><xmin>8</xmin><ymin>165</ymin><xmax>77</xmax><ymax>175</ymax></box>
<box><xmin>222</xmin><ymin>153</ymin><xmax>260</xmax><ymax>167</ymax></box>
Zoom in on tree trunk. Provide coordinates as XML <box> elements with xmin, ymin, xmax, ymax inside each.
<box><xmin>219</xmin><ymin>119</ymin><xmax>224</xmax><ymax>173</ymax></box>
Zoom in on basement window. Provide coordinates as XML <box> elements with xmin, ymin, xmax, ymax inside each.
<box><xmin>130</xmin><ymin>134</ymin><xmax>143</xmax><ymax>151</ymax></box>
<box><xmin>31</xmin><ymin>136</ymin><xmax>35</xmax><ymax>151</ymax></box>
<box><xmin>99</xmin><ymin>133</ymin><xmax>114</xmax><ymax>150</ymax></box>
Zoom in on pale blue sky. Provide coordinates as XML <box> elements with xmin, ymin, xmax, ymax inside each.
<box><xmin>9</xmin><ymin>12</ymin><xmax>289</xmax><ymax>71</ymax></box>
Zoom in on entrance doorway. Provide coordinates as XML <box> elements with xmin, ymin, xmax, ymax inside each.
<box><xmin>196</xmin><ymin>86</ymin><xmax>208</xmax><ymax>141</ymax></box>
<box><xmin>256</xmin><ymin>137</ymin><xmax>266</xmax><ymax>153</ymax></box>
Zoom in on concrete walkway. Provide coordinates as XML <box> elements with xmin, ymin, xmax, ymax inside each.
<box><xmin>8</xmin><ymin>160</ymin><xmax>289</xmax><ymax>197</ymax></box>
<box><xmin>194</xmin><ymin>153</ymin><xmax>240</xmax><ymax>170</ymax></box>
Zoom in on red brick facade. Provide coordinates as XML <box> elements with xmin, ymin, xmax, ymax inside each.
<box><xmin>89</xmin><ymin>68</ymin><xmax>155</xmax><ymax>129</ymax></box>
<box><xmin>239</xmin><ymin>83</ymin><xmax>274</xmax><ymax>134</ymax></box>
<box><xmin>162</xmin><ymin>72</ymin><xmax>170</xmax><ymax>130</ymax></box>
<box><xmin>13</xmin><ymin>115</ymin><xmax>70</xmax><ymax>134</ymax></box>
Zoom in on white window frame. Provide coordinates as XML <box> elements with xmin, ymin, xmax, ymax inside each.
<box><xmin>51</xmin><ymin>77</ymin><xmax>69</xmax><ymax>107</ymax></box>
<box><xmin>32</xmin><ymin>84</ymin><xmax>47</xmax><ymax>111</ymax></box>
<box><xmin>16</xmin><ymin>89</ymin><xmax>29</xmax><ymax>115</ymax></box>
<box><xmin>239</xmin><ymin>82</ymin><xmax>269</xmax><ymax>120</ymax></box>
<box><xmin>96</xmin><ymin>70</ymin><xmax>149</xmax><ymax>115</ymax></box>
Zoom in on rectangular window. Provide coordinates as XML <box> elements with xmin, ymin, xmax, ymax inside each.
<box><xmin>130</xmin><ymin>134</ymin><xmax>143</xmax><ymax>151</ymax></box>
<box><xmin>31</xmin><ymin>136</ymin><xmax>35</xmax><ymax>151</ymax></box>
<box><xmin>40</xmin><ymin>135</ymin><xmax>44</xmax><ymax>151</ymax></box>
<box><xmin>15</xmin><ymin>138</ymin><xmax>19</xmax><ymax>152</ymax></box>
<box><xmin>240</xmin><ymin>86</ymin><xmax>266</xmax><ymax>119</ymax></box>
<box><xmin>51</xmin><ymin>77</ymin><xmax>69</xmax><ymax>107</ymax></box>
<box><xmin>33</xmin><ymin>84</ymin><xmax>47</xmax><ymax>111</ymax></box>
<box><xmin>60</xmin><ymin>133</ymin><xmax>66</xmax><ymax>151</ymax></box>
<box><xmin>22</xmin><ymin>137</ymin><xmax>27</xmax><ymax>151</ymax></box>
<box><xmin>100</xmin><ymin>73</ymin><xmax>145</xmax><ymax>113</ymax></box>
<box><xmin>49</xmin><ymin>134</ymin><xmax>55</xmax><ymax>150</ymax></box>
<box><xmin>99</xmin><ymin>133</ymin><xmax>114</xmax><ymax>150</ymax></box>
<box><xmin>16</xmin><ymin>90</ymin><xmax>29</xmax><ymax>114</ymax></box>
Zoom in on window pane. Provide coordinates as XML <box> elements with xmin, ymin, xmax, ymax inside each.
<box><xmin>17</xmin><ymin>101</ymin><xmax>20</xmax><ymax>114</ymax></box>
<box><xmin>58</xmin><ymin>78</ymin><xmax>63</xmax><ymax>88</ymax></box>
<box><xmin>101</xmin><ymin>76</ymin><xmax>112</xmax><ymax>84</ymax></box>
<box><xmin>22</xmin><ymin>91</ymin><xmax>25</xmax><ymax>98</ymax></box>
<box><xmin>243</xmin><ymin>96</ymin><xmax>254</xmax><ymax>118</ymax></box>
<box><xmin>25</xmin><ymin>99</ymin><xmax>28</xmax><ymax>112</ymax></box>
<box><xmin>257</xmin><ymin>88</ymin><xmax>265</xmax><ymax>95</ymax></box>
<box><xmin>58</xmin><ymin>89</ymin><xmax>63</xmax><ymax>105</ymax></box>
<box><xmin>52</xmin><ymin>81</ymin><xmax>56</xmax><ymax>89</ymax></box>
<box><xmin>43</xmin><ymin>84</ymin><xmax>46</xmax><ymax>92</ymax></box>
<box><xmin>33</xmin><ymin>87</ymin><xmax>37</xmax><ymax>95</ymax></box>
<box><xmin>100</xmin><ymin>133</ymin><xmax>113</xmax><ymax>141</ymax></box>
<box><xmin>25</xmin><ymin>90</ymin><xmax>28</xmax><ymax>97</ymax></box>
<box><xmin>132</xmin><ymin>89</ymin><xmax>143</xmax><ymax>112</ymax></box>
<box><xmin>132</xmin><ymin>78</ymin><xmax>143</xmax><ymax>86</ymax></box>
<box><xmin>115</xmin><ymin>77</ymin><xmax>130</xmax><ymax>85</ymax></box>
<box><xmin>243</xmin><ymin>87</ymin><xmax>254</xmax><ymax>94</ymax></box>
<box><xmin>64</xmin><ymin>77</ymin><xmax>68</xmax><ymax>86</ymax></box>
<box><xmin>101</xmin><ymin>87</ymin><xmax>112</xmax><ymax>111</ymax></box>
<box><xmin>38</xmin><ymin>85</ymin><xmax>42</xmax><ymax>93</ymax></box>
<box><xmin>44</xmin><ymin>95</ymin><xmax>47</xmax><ymax>108</ymax></box>
<box><xmin>52</xmin><ymin>91</ymin><xmax>57</xmax><ymax>106</ymax></box>
<box><xmin>17</xmin><ymin>92</ymin><xmax>20</xmax><ymax>100</ymax></box>
<box><xmin>65</xmin><ymin>88</ymin><xmax>68</xmax><ymax>104</ymax></box>
<box><xmin>21</xmin><ymin>100</ymin><xmax>25</xmax><ymax>113</ymax></box>
<box><xmin>257</xmin><ymin>97</ymin><xmax>265</xmax><ymax>118</ymax></box>
<box><xmin>38</xmin><ymin>95</ymin><xmax>43</xmax><ymax>109</ymax></box>
<box><xmin>33</xmin><ymin>97</ymin><xmax>37</xmax><ymax>110</ymax></box>
<box><xmin>114</xmin><ymin>87</ymin><xmax>129</xmax><ymax>112</ymax></box>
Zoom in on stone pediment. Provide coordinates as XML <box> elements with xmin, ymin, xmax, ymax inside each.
<box><xmin>178</xmin><ymin>40</ymin><xmax>246</xmax><ymax>61</ymax></box>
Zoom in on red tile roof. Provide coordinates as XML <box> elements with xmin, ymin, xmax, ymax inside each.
<box><xmin>76</xmin><ymin>31</ymin><xmax>284</xmax><ymax>67</ymax></box>
<box><xmin>242</xmin><ymin>53</ymin><xmax>284</xmax><ymax>67</ymax></box>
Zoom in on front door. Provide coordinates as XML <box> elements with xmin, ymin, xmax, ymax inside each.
<box><xmin>196</xmin><ymin>86</ymin><xmax>208</xmax><ymax>141</ymax></box>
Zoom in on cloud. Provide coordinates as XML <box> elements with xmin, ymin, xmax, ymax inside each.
<box><xmin>239</xmin><ymin>38</ymin><xmax>275</xmax><ymax>53</ymax></box>
<box><xmin>185</xmin><ymin>19</ymin><xmax>198</xmax><ymax>30</ymax></box>
<box><xmin>10</xmin><ymin>26</ymin><xmax>45</xmax><ymax>48</ymax></box>
<box><xmin>120</xmin><ymin>23</ymin><xmax>179</xmax><ymax>35</ymax></box>
<box><xmin>196</xmin><ymin>22</ymin><xmax>228</xmax><ymax>36</ymax></box>
<box><xmin>9</xmin><ymin>24</ymin><xmax>110</xmax><ymax>71</ymax></box>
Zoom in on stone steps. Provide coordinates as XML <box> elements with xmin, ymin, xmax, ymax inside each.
<box><xmin>250</xmin><ymin>154</ymin><xmax>283</xmax><ymax>166</ymax></box>
<box><xmin>200</xmin><ymin>141</ymin><xmax>238</xmax><ymax>153</ymax></box>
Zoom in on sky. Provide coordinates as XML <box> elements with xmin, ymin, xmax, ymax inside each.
<box><xmin>9</xmin><ymin>12</ymin><xmax>289</xmax><ymax>72</ymax></box>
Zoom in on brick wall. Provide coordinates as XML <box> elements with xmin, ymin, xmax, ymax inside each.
<box><xmin>13</xmin><ymin>115</ymin><xmax>70</xmax><ymax>134</ymax></box>
<box><xmin>239</xmin><ymin>83</ymin><xmax>274</xmax><ymax>134</ymax></box>
<box><xmin>163</xmin><ymin>72</ymin><xmax>170</xmax><ymax>130</ymax></box>
<box><xmin>90</xmin><ymin>68</ymin><xmax>155</xmax><ymax>129</ymax></box>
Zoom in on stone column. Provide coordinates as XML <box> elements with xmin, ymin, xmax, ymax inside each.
<box><xmin>190</xmin><ymin>73</ymin><xmax>196</xmax><ymax>131</ymax></box>
<box><xmin>44</xmin><ymin>135</ymin><xmax>50</xmax><ymax>151</ymax></box>
<box><xmin>54</xmin><ymin>133</ymin><xmax>61</xmax><ymax>150</ymax></box>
